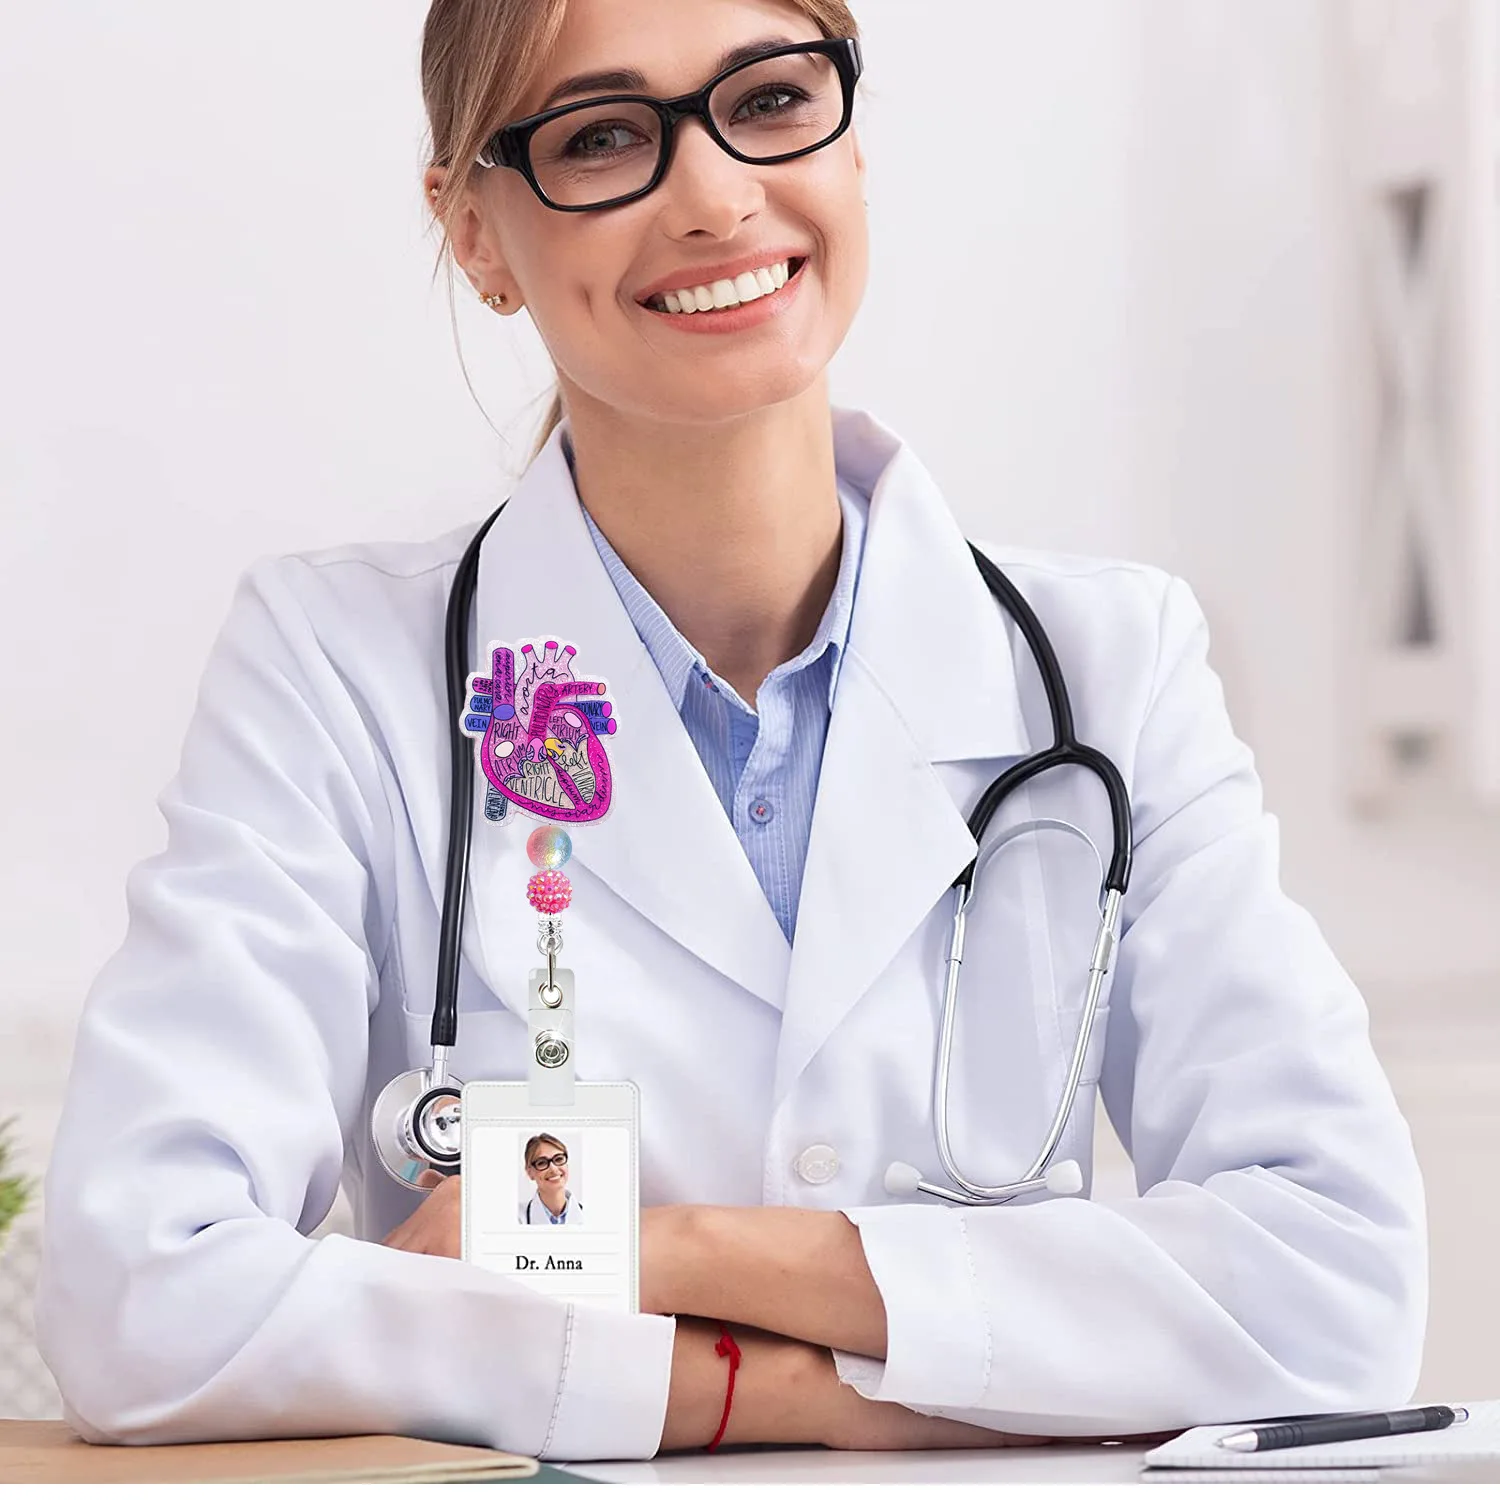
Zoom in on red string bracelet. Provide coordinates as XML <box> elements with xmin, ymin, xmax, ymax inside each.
<box><xmin>705</xmin><ymin>1323</ymin><xmax>742</xmax><ymax>1452</ymax></box>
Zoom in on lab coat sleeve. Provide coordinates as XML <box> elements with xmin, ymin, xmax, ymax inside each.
<box><xmin>33</xmin><ymin>557</ymin><xmax>675</xmax><ymax>1460</ymax></box>
<box><xmin>835</xmin><ymin>574</ymin><xmax>1427</xmax><ymax>1435</ymax></box>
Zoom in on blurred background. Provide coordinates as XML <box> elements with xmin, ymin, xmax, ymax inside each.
<box><xmin>2</xmin><ymin>0</ymin><xmax>1497</xmax><ymax>1419</ymax></box>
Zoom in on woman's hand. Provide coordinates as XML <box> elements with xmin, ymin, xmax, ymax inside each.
<box><xmin>380</xmin><ymin>1171</ymin><xmax>461</xmax><ymax>1258</ymax></box>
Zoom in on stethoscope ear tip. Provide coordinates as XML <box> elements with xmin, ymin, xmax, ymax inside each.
<box><xmin>884</xmin><ymin>1161</ymin><xmax>925</xmax><ymax>1197</ymax></box>
<box><xmin>1044</xmin><ymin>1158</ymin><xmax>1084</xmax><ymax>1196</ymax></box>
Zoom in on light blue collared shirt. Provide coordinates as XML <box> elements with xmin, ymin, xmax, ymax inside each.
<box><xmin>522</xmin><ymin>1188</ymin><xmax>582</xmax><ymax>1225</ymax></box>
<box><xmin>579</xmin><ymin>481</ymin><xmax>868</xmax><ymax>943</ymax></box>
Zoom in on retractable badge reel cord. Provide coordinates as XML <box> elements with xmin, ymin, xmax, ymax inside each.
<box><xmin>374</xmin><ymin>503</ymin><xmax>1134</xmax><ymax>1207</ymax></box>
<box><xmin>372</xmin><ymin>504</ymin><xmax>614</xmax><ymax>1187</ymax></box>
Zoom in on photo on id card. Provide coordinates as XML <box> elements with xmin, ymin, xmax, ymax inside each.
<box><xmin>461</xmin><ymin>1079</ymin><xmax>640</xmax><ymax>1313</ymax></box>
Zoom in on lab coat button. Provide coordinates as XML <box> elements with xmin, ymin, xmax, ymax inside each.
<box><xmin>794</xmin><ymin>1144</ymin><xmax>840</xmax><ymax>1184</ymax></box>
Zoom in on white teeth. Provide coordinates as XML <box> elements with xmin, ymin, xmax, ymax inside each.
<box><xmin>653</xmin><ymin>260</ymin><xmax>794</xmax><ymax>313</ymax></box>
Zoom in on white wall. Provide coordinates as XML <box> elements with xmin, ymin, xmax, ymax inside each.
<box><xmin>851</xmin><ymin>0</ymin><xmax>1500</xmax><ymax>985</ymax></box>
<box><xmin>1133</xmin><ymin>1</ymin><xmax>1500</xmax><ymax>981</ymax></box>
<box><xmin>3</xmin><ymin>0</ymin><xmax>1497</xmax><ymax>1177</ymax></box>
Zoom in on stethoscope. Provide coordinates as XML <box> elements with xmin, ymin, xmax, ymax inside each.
<box><xmin>884</xmin><ymin>545</ymin><xmax>1132</xmax><ymax>1206</ymax></box>
<box><xmin>372</xmin><ymin>505</ymin><xmax>1133</xmax><ymax>1205</ymax></box>
<box><xmin>523</xmin><ymin>1192</ymin><xmax>580</xmax><ymax>1224</ymax></box>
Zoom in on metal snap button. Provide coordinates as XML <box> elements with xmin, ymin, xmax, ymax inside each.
<box><xmin>534</xmin><ymin>1031</ymin><xmax>570</xmax><ymax>1069</ymax></box>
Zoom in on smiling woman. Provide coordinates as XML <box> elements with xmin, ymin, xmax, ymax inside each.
<box><xmin>519</xmin><ymin>1132</ymin><xmax>582</xmax><ymax>1225</ymax></box>
<box><xmin>422</xmin><ymin>0</ymin><xmax>867</xmax><ymax>447</ymax></box>
<box><xmin>35</xmin><ymin>0</ymin><xmax>1426</xmax><ymax>1474</ymax></box>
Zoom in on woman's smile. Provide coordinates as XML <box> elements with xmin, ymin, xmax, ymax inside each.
<box><xmin>637</xmin><ymin>253</ymin><xmax>805</xmax><ymax>313</ymax></box>
<box><xmin>638</xmin><ymin>255</ymin><xmax>808</xmax><ymax>335</ymax></box>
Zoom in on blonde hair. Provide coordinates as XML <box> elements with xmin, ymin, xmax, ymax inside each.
<box><xmin>419</xmin><ymin>0</ymin><xmax>861</xmax><ymax>455</ymax></box>
<box><xmin>524</xmin><ymin>1133</ymin><xmax>568</xmax><ymax>1168</ymax></box>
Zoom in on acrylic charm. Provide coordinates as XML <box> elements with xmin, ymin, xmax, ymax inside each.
<box><xmin>461</xmin><ymin>640</ymin><xmax>617</xmax><ymax>823</ymax></box>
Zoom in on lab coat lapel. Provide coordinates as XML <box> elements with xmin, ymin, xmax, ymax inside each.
<box><xmin>773</xmin><ymin>412</ymin><xmax>1033</xmax><ymax>1103</ymax></box>
<box><xmin>465</xmin><ymin>430</ymin><xmax>790</xmax><ymax>1018</ymax></box>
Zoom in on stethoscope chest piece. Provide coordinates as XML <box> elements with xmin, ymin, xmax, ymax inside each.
<box><xmin>371</xmin><ymin>1066</ymin><xmax>463</xmax><ymax>1187</ymax></box>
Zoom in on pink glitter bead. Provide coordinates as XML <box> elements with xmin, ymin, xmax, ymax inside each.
<box><xmin>527</xmin><ymin>869</ymin><xmax>573</xmax><ymax>914</ymax></box>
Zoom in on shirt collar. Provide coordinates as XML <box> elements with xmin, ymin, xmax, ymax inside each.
<box><xmin>537</xmin><ymin>1187</ymin><xmax>572</xmax><ymax>1221</ymax></box>
<box><xmin>573</xmin><ymin>450</ymin><xmax>867</xmax><ymax>714</ymax></box>
<box><xmin>820</xmin><ymin>478</ymin><xmax>866</xmax><ymax>704</ymax></box>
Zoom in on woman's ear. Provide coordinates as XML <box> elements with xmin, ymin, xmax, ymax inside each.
<box><xmin>426</xmin><ymin>167</ymin><xmax>520</xmax><ymax>305</ymax></box>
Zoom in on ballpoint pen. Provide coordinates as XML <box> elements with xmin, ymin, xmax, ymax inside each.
<box><xmin>1217</xmin><ymin>1405</ymin><xmax>1470</xmax><ymax>1453</ymax></box>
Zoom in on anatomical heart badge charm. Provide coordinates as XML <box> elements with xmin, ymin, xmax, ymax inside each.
<box><xmin>460</xmin><ymin>640</ymin><xmax>618</xmax><ymax>824</ymax></box>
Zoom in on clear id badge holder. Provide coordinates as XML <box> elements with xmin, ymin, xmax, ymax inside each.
<box><xmin>456</xmin><ymin>641</ymin><xmax>640</xmax><ymax>1314</ymax></box>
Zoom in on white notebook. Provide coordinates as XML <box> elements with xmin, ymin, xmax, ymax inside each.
<box><xmin>1142</xmin><ymin>1467</ymin><xmax>1380</xmax><ymax>1483</ymax></box>
<box><xmin>1143</xmin><ymin>1400</ymin><xmax>1498</xmax><ymax>1470</ymax></box>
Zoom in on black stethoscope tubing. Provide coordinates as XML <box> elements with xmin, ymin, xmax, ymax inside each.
<box><xmin>434</xmin><ymin>501</ymin><xmax>508</xmax><ymax>1049</ymax></box>
<box><xmin>963</xmin><ymin>544</ymin><xmax>1133</xmax><ymax>896</ymax></box>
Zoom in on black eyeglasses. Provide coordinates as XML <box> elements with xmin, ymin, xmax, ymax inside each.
<box><xmin>476</xmin><ymin>37</ymin><xmax>862</xmax><ymax>212</ymax></box>
<box><xmin>528</xmin><ymin>1152</ymin><xmax>568</xmax><ymax>1171</ymax></box>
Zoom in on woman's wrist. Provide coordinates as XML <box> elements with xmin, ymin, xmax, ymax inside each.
<box><xmin>657</xmin><ymin>1317</ymin><xmax>1047</xmax><ymax>1454</ymax></box>
<box><xmin>658</xmin><ymin>1318</ymin><xmax>831</xmax><ymax>1451</ymax></box>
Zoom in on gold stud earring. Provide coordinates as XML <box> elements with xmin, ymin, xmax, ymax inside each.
<box><xmin>480</xmin><ymin>291</ymin><xmax>508</xmax><ymax>310</ymax></box>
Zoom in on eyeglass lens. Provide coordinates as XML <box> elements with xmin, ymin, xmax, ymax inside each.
<box><xmin>527</xmin><ymin>50</ymin><xmax>845</xmax><ymax>208</ymax></box>
<box><xmin>529</xmin><ymin>1152</ymin><xmax>568</xmax><ymax>1170</ymax></box>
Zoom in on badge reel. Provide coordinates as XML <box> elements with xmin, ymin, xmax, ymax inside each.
<box><xmin>461</xmin><ymin>836</ymin><xmax>641</xmax><ymax>1314</ymax></box>
<box><xmin>370</xmin><ymin>639</ymin><xmax>638</xmax><ymax>1313</ymax></box>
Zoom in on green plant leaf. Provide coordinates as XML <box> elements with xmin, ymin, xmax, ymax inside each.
<box><xmin>0</xmin><ymin>1115</ymin><xmax>35</xmax><ymax>1245</ymax></box>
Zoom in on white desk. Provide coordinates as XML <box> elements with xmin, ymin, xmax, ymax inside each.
<box><xmin>561</xmin><ymin>1445</ymin><xmax>1498</xmax><ymax>1484</ymax></box>
<box><xmin>561</xmin><ymin>1442</ymin><xmax>1152</xmax><ymax>1484</ymax></box>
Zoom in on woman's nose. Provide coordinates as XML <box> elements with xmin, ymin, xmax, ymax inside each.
<box><xmin>656</xmin><ymin>119</ymin><xmax>765</xmax><ymax>239</ymax></box>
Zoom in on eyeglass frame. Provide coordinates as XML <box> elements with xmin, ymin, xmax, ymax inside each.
<box><xmin>527</xmin><ymin>1151</ymin><xmax>569</xmax><ymax>1171</ymax></box>
<box><xmin>474</xmin><ymin>36</ymin><xmax>863</xmax><ymax>213</ymax></box>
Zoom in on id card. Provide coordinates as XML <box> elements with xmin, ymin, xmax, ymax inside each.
<box><xmin>460</xmin><ymin>1079</ymin><xmax>640</xmax><ymax>1314</ymax></box>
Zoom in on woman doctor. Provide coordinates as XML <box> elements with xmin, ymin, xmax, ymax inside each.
<box><xmin>37</xmin><ymin>0</ymin><xmax>1426</xmax><ymax>1465</ymax></box>
<box><xmin>519</xmin><ymin>1136</ymin><xmax>584</xmax><ymax>1227</ymax></box>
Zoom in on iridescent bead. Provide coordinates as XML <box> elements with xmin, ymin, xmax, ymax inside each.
<box><xmin>526</xmin><ymin>824</ymin><xmax>573</xmax><ymax>871</ymax></box>
<box><xmin>527</xmin><ymin>869</ymin><xmax>572</xmax><ymax>915</ymax></box>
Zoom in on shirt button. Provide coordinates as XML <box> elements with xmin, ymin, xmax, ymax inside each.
<box><xmin>794</xmin><ymin>1144</ymin><xmax>840</xmax><ymax>1185</ymax></box>
<box><xmin>749</xmin><ymin>797</ymin><xmax>775</xmax><ymax>824</ymax></box>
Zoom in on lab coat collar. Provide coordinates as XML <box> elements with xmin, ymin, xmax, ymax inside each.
<box><xmin>771</xmin><ymin>409</ymin><xmax>1034</xmax><ymax>1098</ymax></box>
<box><xmin>831</xmin><ymin>407</ymin><xmax>1031</xmax><ymax>761</ymax></box>
<box><xmin>465</xmin><ymin>407</ymin><xmax>1031</xmax><ymax>1026</ymax></box>
<box><xmin>468</xmin><ymin>425</ymin><xmax>792</xmax><ymax>1014</ymax></box>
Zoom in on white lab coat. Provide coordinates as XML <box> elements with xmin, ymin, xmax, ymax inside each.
<box><xmin>36</xmin><ymin>408</ymin><xmax>1426</xmax><ymax>1461</ymax></box>
<box><xmin>520</xmin><ymin>1190</ymin><xmax>584</xmax><ymax>1227</ymax></box>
